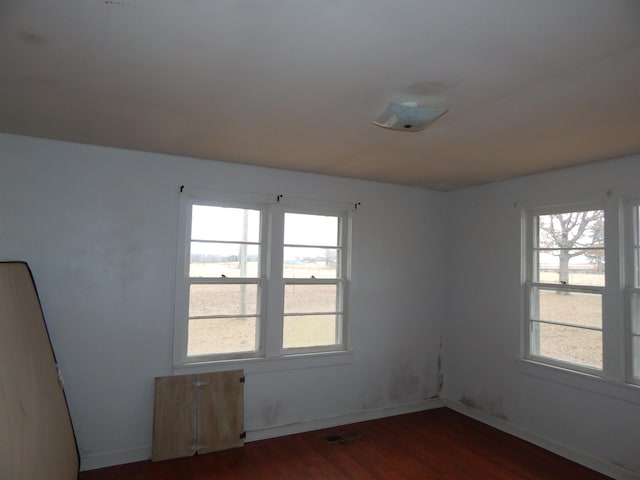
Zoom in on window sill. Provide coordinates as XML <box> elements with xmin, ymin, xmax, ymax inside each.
<box><xmin>174</xmin><ymin>350</ymin><xmax>353</xmax><ymax>376</ymax></box>
<box><xmin>515</xmin><ymin>358</ymin><xmax>640</xmax><ymax>406</ymax></box>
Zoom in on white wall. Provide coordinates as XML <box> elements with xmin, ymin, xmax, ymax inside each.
<box><xmin>0</xmin><ymin>133</ymin><xmax>447</xmax><ymax>469</ymax></box>
<box><xmin>4</xmin><ymin>131</ymin><xmax>638</xmax><ymax>477</ymax></box>
<box><xmin>446</xmin><ymin>155</ymin><xmax>640</xmax><ymax>478</ymax></box>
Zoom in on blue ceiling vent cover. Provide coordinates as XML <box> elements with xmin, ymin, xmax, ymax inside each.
<box><xmin>373</xmin><ymin>102</ymin><xmax>447</xmax><ymax>132</ymax></box>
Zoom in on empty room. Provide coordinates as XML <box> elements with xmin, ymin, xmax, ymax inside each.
<box><xmin>1</xmin><ymin>0</ymin><xmax>639</xmax><ymax>479</ymax></box>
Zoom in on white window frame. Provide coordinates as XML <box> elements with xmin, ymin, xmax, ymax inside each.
<box><xmin>523</xmin><ymin>200</ymin><xmax>607</xmax><ymax>375</ymax></box>
<box><xmin>174</xmin><ymin>195</ymin><xmax>269</xmax><ymax>364</ymax></box>
<box><xmin>519</xmin><ymin>191</ymin><xmax>640</xmax><ymax>389</ymax></box>
<box><xmin>280</xmin><ymin>207</ymin><xmax>349</xmax><ymax>355</ymax></box>
<box><xmin>623</xmin><ymin>199</ymin><xmax>640</xmax><ymax>385</ymax></box>
<box><xmin>173</xmin><ymin>190</ymin><xmax>352</xmax><ymax>369</ymax></box>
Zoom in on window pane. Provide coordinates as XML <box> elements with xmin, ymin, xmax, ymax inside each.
<box><xmin>283</xmin><ymin>314</ymin><xmax>338</xmax><ymax>349</ymax></box>
<box><xmin>284</xmin><ymin>213</ymin><xmax>338</xmax><ymax>246</ymax></box>
<box><xmin>191</xmin><ymin>205</ymin><xmax>260</xmax><ymax>243</ymax></box>
<box><xmin>635</xmin><ymin>206</ymin><xmax>640</xmax><ymax>287</ymax></box>
<box><xmin>636</xmin><ymin>206</ymin><xmax>640</xmax><ymax>244</ymax></box>
<box><xmin>533</xmin><ymin>288</ymin><xmax>602</xmax><ymax>329</ymax></box>
<box><xmin>536</xmin><ymin>249</ymin><xmax>604</xmax><ymax>286</ymax></box>
<box><xmin>188</xmin><ymin>317</ymin><xmax>257</xmax><ymax>356</ymax></box>
<box><xmin>190</xmin><ymin>242</ymin><xmax>259</xmax><ymax>277</ymax></box>
<box><xmin>537</xmin><ymin>210</ymin><xmax>604</xmax><ymax>249</ymax></box>
<box><xmin>633</xmin><ymin>336</ymin><xmax>640</xmax><ymax>380</ymax></box>
<box><xmin>635</xmin><ymin>247</ymin><xmax>640</xmax><ymax>288</ymax></box>
<box><xmin>630</xmin><ymin>291</ymin><xmax>640</xmax><ymax>337</ymax></box>
<box><xmin>532</xmin><ymin>322</ymin><xmax>602</xmax><ymax>370</ymax></box>
<box><xmin>283</xmin><ymin>247</ymin><xmax>339</xmax><ymax>278</ymax></box>
<box><xmin>284</xmin><ymin>284</ymin><xmax>338</xmax><ymax>314</ymax></box>
<box><xmin>189</xmin><ymin>284</ymin><xmax>257</xmax><ymax>317</ymax></box>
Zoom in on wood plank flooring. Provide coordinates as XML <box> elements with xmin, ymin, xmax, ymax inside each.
<box><xmin>79</xmin><ymin>408</ymin><xmax>610</xmax><ymax>479</ymax></box>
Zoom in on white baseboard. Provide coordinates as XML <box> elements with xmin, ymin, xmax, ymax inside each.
<box><xmin>446</xmin><ymin>400</ymin><xmax>639</xmax><ymax>480</ymax></box>
<box><xmin>246</xmin><ymin>398</ymin><xmax>445</xmax><ymax>442</ymax></box>
<box><xmin>80</xmin><ymin>446</ymin><xmax>151</xmax><ymax>472</ymax></box>
<box><xmin>79</xmin><ymin>399</ymin><xmax>445</xmax><ymax>471</ymax></box>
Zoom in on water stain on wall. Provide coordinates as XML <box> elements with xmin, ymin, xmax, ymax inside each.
<box><xmin>388</xmin><ymin>362</ymin><xmax>419</xmax><ymax>402</ymax></box>
<box><xmin>420</xmin><ymin>366</ymin><xmax>436</xmax><ymax>400</ymax></box>
<box><xmin>437</xmin><ymin>334</ymin><xmax>444</xmax><ymax>390</ymax></box>
<box><xmin>460</xmin><ymin>393</ymin><xmax>508</xmax><ymax>421</ymax></box>
<box><xmin>437</xmin><ymin>355</ymin><xmax>444</xmax><ymax>390</ymax></box>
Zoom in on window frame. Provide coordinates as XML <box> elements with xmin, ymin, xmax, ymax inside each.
<box><xmin>624</xmin><ymin>199</ymin><xmax>640</xmax><ymax>385</ymax></box>
<box><xmin>523</xmin><ymin>201</ymin><xmax>607</xmax><ymax>375</ymax></box>
<box><xmin>174</xmin><ymin>196</ymin><xmax>269</xmax><ymax>364</ymax></box>
<box><xmin>174</xmin><ymin>190</ymin><xmax>352</xmax><ymax>368</ymax></box>
<box><xmin>280</xmin><ymin>208</ymin><xmax>349</xmax><ymax>355</ymax></box>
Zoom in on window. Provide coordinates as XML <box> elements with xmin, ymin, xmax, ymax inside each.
<box><xmin>175</xmin><ymin>193</ymin><xmax>350</xmax><ymax>365</ymax></box>
<box><xmin>629</xmin><ymin>204</ymin><xmax>640</xmax><ymax>381</ymax></box>
<box><xmin>525</xmin><ymin>207</ymin><xmax>605</xmax><ymax>372</ymax></box>
<box><xmin>522</xmin><ymin>195</ymin><xmax>640</xmax><ymax>390</ymax></box>
<box><xmin>185</xmin><ymin>204</ymin><xmax>264</xmax><ymax>359</ymax></box>
<box><xmin>282</xmin><ymin>213</ymin><xmax>345</xmax><ymax>351</ymax></box>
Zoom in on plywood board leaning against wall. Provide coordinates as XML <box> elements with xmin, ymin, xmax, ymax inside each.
<box><xmin>152</xmin><ymin>370</ymin><xmax>244</xmax><ymax>461</ymax></box>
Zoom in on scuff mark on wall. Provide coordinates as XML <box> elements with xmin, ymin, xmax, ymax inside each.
<box><xmin>610</xmin><ymin>460</ymin><xmax>637</xmax><ymax>475</ymax></box>
<box><xmin>361</xmin><ymin>391</ymin><xmax>384</xmax><ymax>411</ymax></box>
<box><xmin>18</xmin><ymin>32</ymin><xmax>48</xmax><ymax>47</ymax></box>
<box><xmin>260</xmin><ymin>398</ymin><xmax>279</xmax><ymax>426</ymax></box>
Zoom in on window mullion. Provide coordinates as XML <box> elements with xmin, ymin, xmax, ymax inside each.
<box><xmin>264</xmin><ymin>205</ymin><xmax>285</xmax><ymax>356</ymax></box>
<box><xmin>284</xmin><ymin>311</ymin><xmax>341</xmax><ymax>317</ymax></box>
<box><xmin>284</xmin><ymin>278</ymin><xmax>342</xmax><ymax>285</ymax></box>
<box><xmin>531</xmin><ymin>319</ymin><xmax>602</xmax><ymax>332</ymax></box>
<box><xmin>624</xmin><ymin>202</ymin><xmax>640</xmax><ymax>382</ymax></box>
<box><xmin>530</xmin><ymin>282</ymin><xmax>604</xmax><ymax>294</ymax></box>
<box><xmin>189</xmin><ymin>277</ymin><xmax>260</xmax><ymax>284</ymax></box>
<box><xmin>603</xmin><ymin>196</ymin><xmax>625</xmax><ymax>380</ymax></box>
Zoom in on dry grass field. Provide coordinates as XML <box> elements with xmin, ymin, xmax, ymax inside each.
<box><xmin>535</xmin><ymin>272</ymin><xmax>604</xmax><ymax>369</ymax></box>
<box><xmin>188</xmin><ymin>261</ymin><xmax>338</xmax><ymax>355</ymax></box>
<box><xmin>536</xmin><ymin>291</ymin><xmax>602</xmax><ymax>368</ymax></box>
<box><xmin>187</xmin><ymin>263</ymin><xmax>604</xmax><ymax>370</ymax></box>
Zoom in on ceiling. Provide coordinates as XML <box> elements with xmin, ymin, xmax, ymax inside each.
<box><xmin>1</xmin><ymin>0</ymin><xmax>640</xmax><ymax>190</ymax></box>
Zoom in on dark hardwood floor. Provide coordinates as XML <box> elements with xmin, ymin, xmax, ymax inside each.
<box><xmin>79</xmin><ymin>408</ymin><xmax>610</xmax><ymax>479</ymax></box>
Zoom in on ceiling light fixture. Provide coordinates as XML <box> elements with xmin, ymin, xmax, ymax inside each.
<box><xmin>373</xmin><ymin>101</ymin><xmax>447</xmax><ymax>132</ymax></box>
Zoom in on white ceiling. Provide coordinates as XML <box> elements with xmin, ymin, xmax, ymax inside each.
<box><xmin>1</xmin><ymin>0</ymin><xmax>639</xmax><ymax>189</ymax></box>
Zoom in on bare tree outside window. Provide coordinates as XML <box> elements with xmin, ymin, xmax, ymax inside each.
<box><xmin>537</xmin><ymin>210</ymin><xmax>605</xmax><ymax>286</ymax></box>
